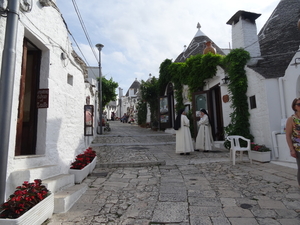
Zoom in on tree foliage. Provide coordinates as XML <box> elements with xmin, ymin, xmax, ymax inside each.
<box><xmin>136</xmin><ymin>100</ymin><xmax>147</xmax><ymax>126</ymax></box>
<box><xmin>140</xmin><ymin>77</ymin><xmax>159</xmax><ymax>126</ymax></box>
<box><xmin>98</xmin><ymin>77</ymin><xmax>118</xmax><ymax>108</ymax></box>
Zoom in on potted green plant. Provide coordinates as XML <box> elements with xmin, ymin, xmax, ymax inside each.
<box><xmin>250</xmin><ymin>142</ymin><xmax>271</xmax><ymax>162</ymax></box>
<box><xmin>0</xmin><ymin>179</ymin><xmax>54</xmax><ymax>225</ymax></box>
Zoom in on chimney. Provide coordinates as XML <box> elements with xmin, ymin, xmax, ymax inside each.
<box><xmin>227</xmin><ymin>10</ymin><xmax>262</xmax><ymax>65</ymax></box>
<box><xmin>129</xmin><ymin>88</ymin><xmax>134</xmax><ymax>97</ymax></box>
<box><xmin>118</xmin><ymin>87</ymin><xmax>123</xmax><ymax>97</ymax></box>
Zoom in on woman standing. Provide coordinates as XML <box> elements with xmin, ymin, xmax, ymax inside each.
<box><xmin>195</xmin><ymin>108</ymin><xmax>213</xmax><ymax>152</ymax></box>
<box><xmin>286</xmin><ymin>97</ymin><xmax>300</xmax><ymax>187</ymax></box>
<box><xmin>174</xmin><ymin>109</ymin><xmax>194</xmax><ymax>155</ymax></box>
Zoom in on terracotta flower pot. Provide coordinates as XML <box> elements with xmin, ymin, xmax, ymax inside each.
<box><xmin>203</xmin><ymin>41</ymin><xmax>216</xmax><ymax>54</ymax></box>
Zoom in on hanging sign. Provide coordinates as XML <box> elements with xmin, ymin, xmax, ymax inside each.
<box><xmin>37</xmin><ymin>89</ymin><xmax>49</xmax><ymax>108</ymax></box>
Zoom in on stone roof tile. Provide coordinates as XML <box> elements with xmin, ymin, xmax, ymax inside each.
<box><xmin>250</xmin><ymin>0</ymin><xmax>300</xmax><ymax>78</ymax></box>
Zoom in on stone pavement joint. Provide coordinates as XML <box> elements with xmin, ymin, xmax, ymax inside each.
<box><xmin>47</xmin><ymin>121</ymin><xmax>300</xmax><ymax>225</ymax></box>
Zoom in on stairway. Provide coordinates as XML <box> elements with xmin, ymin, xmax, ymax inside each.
<box><xmin>9</xmin><ymin>165</ymin><xmax>88</xmax><ymax>214</ymax></box>
<box><xmin>43</xmin><ymin>173</ymin><xmax>88</xmax><ymax>213</ymax></box>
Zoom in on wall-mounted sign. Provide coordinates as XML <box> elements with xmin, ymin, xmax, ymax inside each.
<box><xmin>37</xmin><ymin>89</ymin><xmax>49</xmax><ymax>108</ymax></box>
<box><xmin>84</xmin><ymin>105</ymin><xmax>94</xmax><ymax>136</ymax></box>
<box><xmin>159</xmin><ymin>96</ymin><xmax>169</xmax><ymax>123</ymax></box>
<box><xmin>222</xmin><ymin>94</ymin><xmax>229</xmax><ymax>103</ymax></box>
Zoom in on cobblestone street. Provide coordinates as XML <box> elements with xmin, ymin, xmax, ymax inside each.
<box><xmin>48</xmin><ymin>121</ymin><xmax>300</xmax><ymax>225</ymax></box>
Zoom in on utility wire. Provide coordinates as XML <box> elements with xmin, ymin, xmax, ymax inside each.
<box><xmin>71</xmin><ymin>0</ymin><xmax>99</xmax><ymax>63</ymax></box>
<box><xmin>69</xmin><ymin>34</ymin><xmax>91</xmax><ymax>66</ymax></box>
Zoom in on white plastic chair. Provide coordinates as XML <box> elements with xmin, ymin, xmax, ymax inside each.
<box><xmin>227</xmin><ymin>135</ymin><xmax>252</xmax><ymax>165</ymax></box>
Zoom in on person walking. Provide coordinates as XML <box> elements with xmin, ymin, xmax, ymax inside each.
<box><xmin>286</xmin><ymin>97</ymin><xmax>300</xmax><ymax>187</ymax></box>
<box><xmin>174</xmin><ymin>108</ymin><xmax>194</xmax><ymax>155</ymax></box>
<box><xmin>195</xmin><ymin>108</ymin><xmax>213</xmax><ymax>152</ymax></box>
<box><xmin>111</xmin><ymin>112</ymin><xmax>115</xmax><ymax>121</ymax></box>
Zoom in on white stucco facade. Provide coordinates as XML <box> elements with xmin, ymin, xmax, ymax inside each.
<box><xmin>0</xmin><ymin>0</ymin><xmax>96</xmax><ymax>198</ymax></box>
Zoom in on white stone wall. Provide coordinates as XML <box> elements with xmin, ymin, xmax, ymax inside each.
<box><xmin>120</xmin><ymin>95</ymin><xmax>139</xmax><ymax>123</ymax></box>
<box><xmin>246</xmin><ymin>68</ymin><xmax>275</xmax><ymax>148</ymax></box>
<box><xmin>1</xmin><ymin>0</ymin><xmax>92</xmax><ymax>194</ymax></box>
<box><xmin>203</xmin><ymin>66</ymin><xmax>276</xmax><ymax>150</ymax></box>
<box><xmin>283</xmin><ymin>51</ymin><xmax>300</xmax><ymax>117</ymax></box>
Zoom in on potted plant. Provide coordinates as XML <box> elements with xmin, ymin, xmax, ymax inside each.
<box><xmin>85</xmin><ymin>147</ymin><xmax>97</xmax><ymax>174</ymax></box>
<box><xmin>250</xmin><ymin>142</ymin><xmax>271</xmax><ymax>162</ymax></box>
<box><xmin>0</xmin><ymin>179</ymin><xmax>54</xmax><ymax>225</ymax></box>
<box><xmin>69</xmin><ymin>147</ymin><xmax>97</xmax><ymax>183</ymax></box>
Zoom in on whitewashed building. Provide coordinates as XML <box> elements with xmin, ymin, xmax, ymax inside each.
<box><xmin>87</xmin><ymin>66</ymin><xmax>118</xmax><ymax>122</ymax></box>
<box><xmin>0</xmin><ymin>0</ymin><xmax>96</xmax><ymax>211</ymax></box>
<box><xmin>164</xmin><ymin>0</ymin><xmax>300</xmax><ymax>164</ymax></box>
<box><xmin>119</xmin><ymin>78</ymin><xmax>141</xmax><ymax>123</ymax></box>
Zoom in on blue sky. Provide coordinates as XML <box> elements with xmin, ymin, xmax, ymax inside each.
<box><xmin>56</xmin><ymin>0</ymin><xmax>279</xmax><ymax>93</ymax></box>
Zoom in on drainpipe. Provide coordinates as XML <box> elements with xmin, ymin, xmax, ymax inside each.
<box><xmin>270</xmin><ymin>77</ymin><xmax>286</xmax><ymax>161</ymax></box>
<box><xmin>0</xmin><ymin>0</ymin><xmax>19</xmax><ymax>204</ymax></box>
<box><xmin>271</xmin><ymin>130</ymin><xmax>280</xmax><ymax>159</ymax></box>
<box><xmin>279</xmin><ymin>77</ymin><xmax>286</xmax><ymax>119</ymax></box>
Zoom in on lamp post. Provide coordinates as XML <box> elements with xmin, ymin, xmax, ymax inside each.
<box><xmin>96</xmin><ymin>43</ymin><xmax>104</xmax><ymax>135</ymax></box>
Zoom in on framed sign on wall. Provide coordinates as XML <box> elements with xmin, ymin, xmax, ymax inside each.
<box><xmin>84</xmin><ymin>105</ymin><xmax>94</xmax><ymax>136</ymax></box>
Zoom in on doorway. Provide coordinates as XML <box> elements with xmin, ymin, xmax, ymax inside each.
<box><xmin>192</xmin><ymin>84</ymin><xmax>224</xmax><ymax>141</ymax></box>
<box><xmin>15</xmin><ymin>39</ymin><xmax>41</xmax><ymax>156</ymax></box>
<box><xmin>159</xmin><ymin>82</ymin><xmax>175</xmax><ymax>129</ymax></box>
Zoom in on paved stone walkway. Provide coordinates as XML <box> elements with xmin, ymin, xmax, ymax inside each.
<box><xmin>48</xmin><ymin>121</ymin><xmax>300</xmax><ymax>225</ymax></box>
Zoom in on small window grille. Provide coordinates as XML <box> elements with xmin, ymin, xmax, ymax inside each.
<box><xmin>249</xmin><ymin>95</ymin><xmax>256</xmax><ymax>109</ymax></box>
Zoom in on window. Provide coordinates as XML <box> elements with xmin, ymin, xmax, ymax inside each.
<box><xmin>249</xmin><ymin>95</ymin><xmax>257</xmax><ymax>109</ymax></box>
<box><xmin>67</xmin><ymin>74</ymin><xmax>73</xmax><ymax>86</ymax></box>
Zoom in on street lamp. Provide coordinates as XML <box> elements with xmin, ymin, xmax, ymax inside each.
<box><xmin>96</xmin><ymin>43</ymin><xmax>104</xmax><ymax>135</ymax></box>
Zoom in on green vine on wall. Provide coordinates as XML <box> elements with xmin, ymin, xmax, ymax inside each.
<box><xmin>186</xmin><ymin>53</ymin><xmax>223</xmax><ymax>95</ymax></box>
<box><xmin>139</xmin><ymin>77</ymin><xmax>159</xmax><ymax>128</ymax></box>
<box><xmin>223</xmin><ymin>48</ymin><xmax>253</xmax><ymax>144</ymax></box>
<box><xmin>158</xmin><ymin>49</ymin><xmax>252</xmax><ymax>144</ymax></box>
<box><xmin>168</xmin><ymin>62</ymin><xmax>185</xmax><ymax>110</ymax></box>
<box><xmin>139</xmin><ymin>48</ymin><xmax>252</xmax><ymax>139</ymax></box>
<box><xmin>158</xmin><ymin>59</ymin><xmax>173</xmax><ymax>95</ymax></box>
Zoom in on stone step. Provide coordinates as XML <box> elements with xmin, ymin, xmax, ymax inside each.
<box><xmin>42</xmin><ymin>174</ymin><xmax>75</xmax><ymax>193</ymax></box>
<box><xmin>53</xmin><ymin>183</ymin><xmax>88</xmax><ymax>213</ymax></box>
<box><xmin>8</xmin><ymin>165</ymin><xmax>61</xmax><ymax>195</ymax></box>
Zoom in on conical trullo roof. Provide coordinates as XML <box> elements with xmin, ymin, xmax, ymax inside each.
<box><xmin>175</xmin><ymin>23</ymin><xmax>225</xmax><ymax>63</ymax></box>
<box><xmin>250</xmin><ymin>0</ymin><xmax>300</xmax><ymax>78</ymax></box>
<box><xmin>125</xmin><ymin>78</ymin><xmax>140</xmax><ymax>96</ymax></box>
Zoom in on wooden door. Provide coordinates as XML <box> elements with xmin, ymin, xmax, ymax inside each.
<box><xmin>15</xmin><ymin>39</ymin><xmax>41</xmax><ymax>155</ymax></box>
<box><xmin>192</xmin><ymin>85</ymin><xmax>224</xmax><ymax>141</ymax></box>
<box><xmin>209</xmin><ymin>85</ymin><xmax>224</xmax><ymax>141</ymax></box>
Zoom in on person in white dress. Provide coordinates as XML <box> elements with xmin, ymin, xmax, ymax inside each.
<box><xmin>174</xmin><ymin>109</ymin><xmax>194</xmax><ymax>155</ymax></box>
<box><xmin>195</xmin><ymin>108</ymin><xmax>213</xmax><ymax>152</ymax></box>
